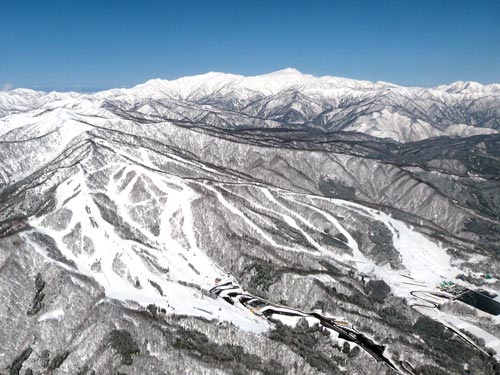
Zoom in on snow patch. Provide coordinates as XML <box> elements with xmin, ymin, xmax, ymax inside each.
<box><xmin>38</xmin><ymin>309</ymin><xmax>65</xmax><ymax>322</ymax></box>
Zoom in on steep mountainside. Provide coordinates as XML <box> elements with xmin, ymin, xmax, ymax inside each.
<box><xmin>0</xmin><ymin>71</ymin><xmax>499</xmax><ymax>375</ymax></box>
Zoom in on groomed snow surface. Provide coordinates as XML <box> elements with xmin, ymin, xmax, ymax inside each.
<box><xmin>25</xmin><ymin>162</ymin><xmax>268</xmax><ymax>333</ymax></box>
<box><xmin>22</xmin><ymin>157</ymin><xmax>498</xmax><ymax>354</ymax></box>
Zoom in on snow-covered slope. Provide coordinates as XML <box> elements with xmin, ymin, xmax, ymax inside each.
<box><xmin>1</xmin><ymin>71</ymin><xmax>499</xmax><ymax>375</ymax></box>
<box><xmin>436</xmin><ymin>80</ymin><xmax>500</xmax><ymax>94</ymax></box>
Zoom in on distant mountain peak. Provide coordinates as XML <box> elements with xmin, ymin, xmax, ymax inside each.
<box><xmin>268</xmin><ymin>67</ymin><xmax>303</xmax><ymax>75</ymax></box>
<box><xmin>2</xmin><ymin>69</ymin><xmax>499</xmax><ymax>143</ymax></box>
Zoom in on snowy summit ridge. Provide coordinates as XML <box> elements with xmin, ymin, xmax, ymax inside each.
<box><xmin>2</xmin><ymin>69</ymin><xmax>500</xmax><ymax>143</ymax></box>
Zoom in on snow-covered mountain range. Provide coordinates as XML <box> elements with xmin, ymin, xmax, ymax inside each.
<box><xmin>2</xmin><ymin>68</ymin><xmax>500</xmax><ymax>143</ymax></box>
<box><xmin>1</xmin><ymin>70</ymin><xmax>499</xmax><ymax>375</ymax></box>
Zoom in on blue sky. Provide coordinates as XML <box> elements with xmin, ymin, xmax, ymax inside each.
<box><xmin>1</xmin><ymin>0</ymin><xmax>499</xmax><ymax>91</ymax></box>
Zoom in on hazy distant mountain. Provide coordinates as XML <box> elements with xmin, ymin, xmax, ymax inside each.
<box><xmin>1</xmin><ymin>70</ymin><xmax>499</xmax><ymax>375</ymax></box>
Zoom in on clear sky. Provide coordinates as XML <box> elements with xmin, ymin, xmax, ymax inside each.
<box><xmin>2</xmin><ymin>0</ymin><xmax>500</xmax><ymax>91</ymax></box>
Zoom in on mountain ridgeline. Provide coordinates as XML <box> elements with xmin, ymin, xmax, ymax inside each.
<box><xmin>0</xmin><ymin>70</ymin><xmax>499</xmax><ymax>375</ymax></box>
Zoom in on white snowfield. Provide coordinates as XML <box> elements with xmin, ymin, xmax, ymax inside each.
<box><xmin>1</xmin><ymin>68</ymin><xmax>499</xmax><ymax>143</ymax></box>
<box><xmin>25</xmin><ymin>163</ymin><xmax>268</xmax><ymax>333</ymax></box>
<box><xmin>38</xmin><ymin>308</ymin><xmax>65</xmax><ymax>322</ymax></box>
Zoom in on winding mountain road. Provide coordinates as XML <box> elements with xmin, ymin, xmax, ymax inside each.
<box><xmin>409</xmin><ymin>290</ymin><xmax>494</xmax><ymax>357</ymax></box>
<box><xmin>210</xmin><ymin>277</ymin><xmax>409</xmax><ymax>374</ymax></box>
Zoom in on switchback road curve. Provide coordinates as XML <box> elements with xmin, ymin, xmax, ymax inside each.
<box><xmin>210</xmin><ymin>278</ymin><xmax>412</xmax><ymax>374</ymax></box>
